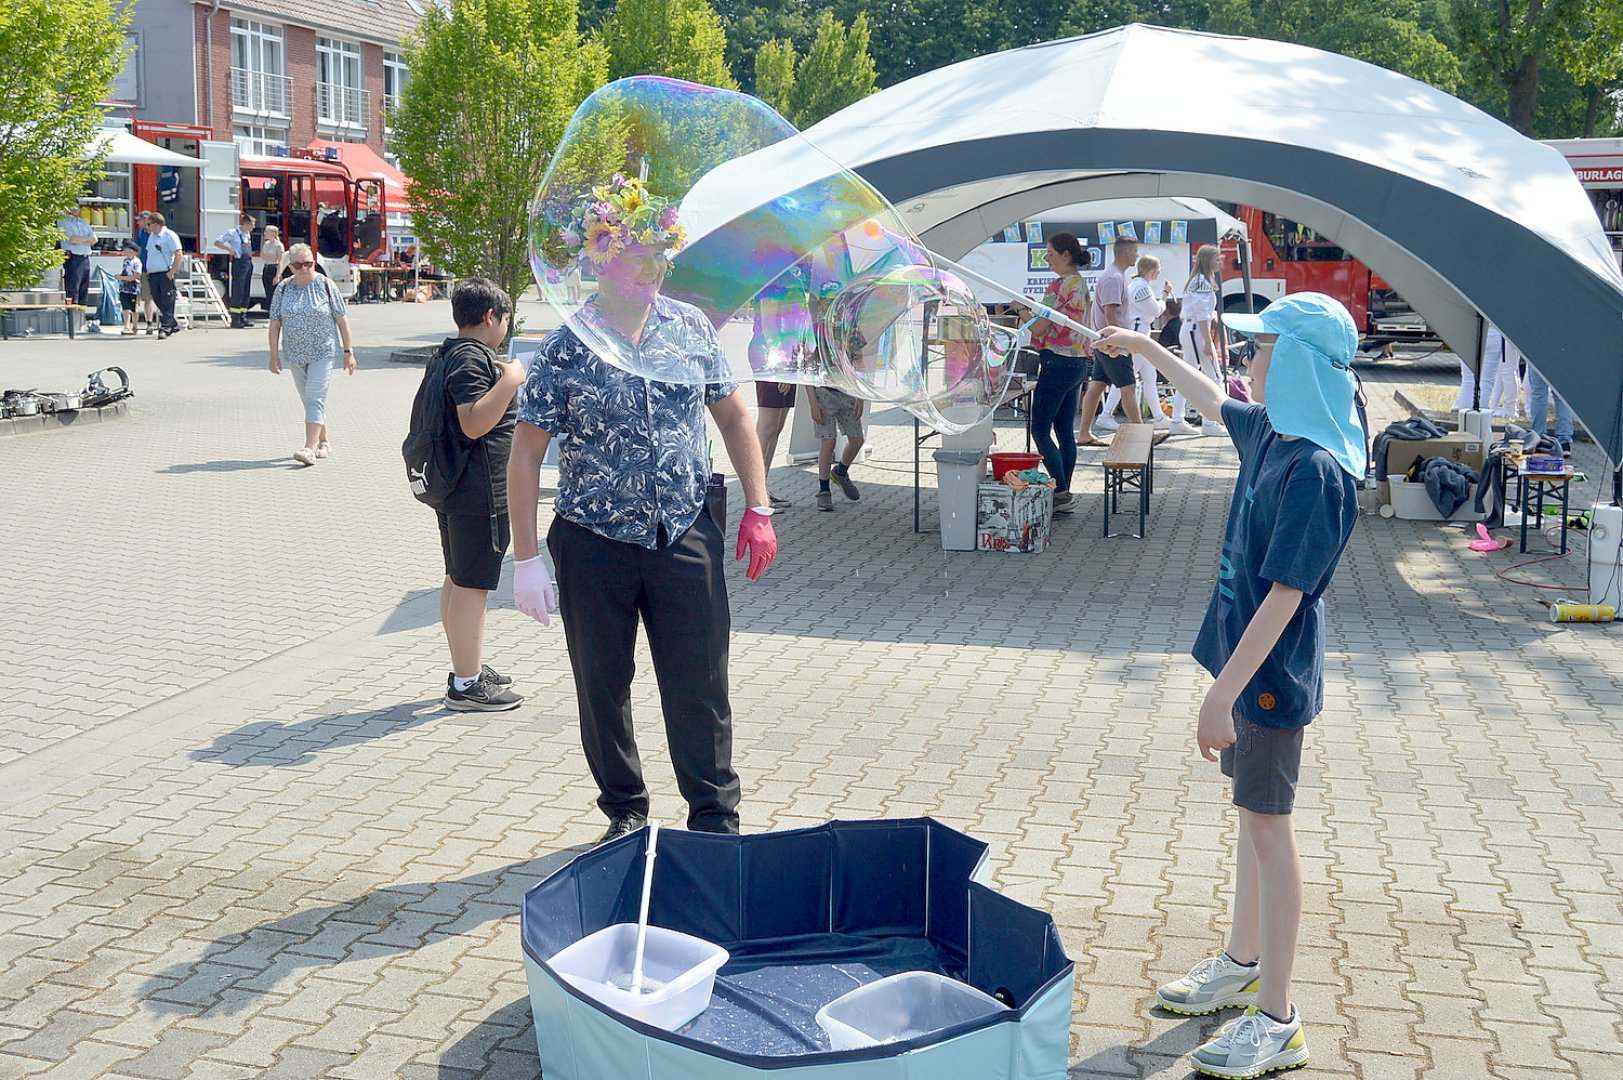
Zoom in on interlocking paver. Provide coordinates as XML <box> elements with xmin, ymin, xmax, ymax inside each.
<box><xmin>1</xmin><ymin>312</ymin><xmax>1619</xmax><ymax>1077</ymax></box>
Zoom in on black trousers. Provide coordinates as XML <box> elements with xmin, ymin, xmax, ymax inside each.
<box><xmin>261</xmin><ymin>266</ymin><xmax>279</xmax><ymax>310</ymax></box>
<box><xmin>548</xmin><ymin>513</ymin><xmax>739</xmax><ymax>832</ymax></box>
<box><xmin>148</xmin><ymin>271</ymin><xmax>179</xmax><ymax>332</ymax></box>
<box><xmin>230</xmin><ymin>255</ymin><xmax>254</xmax><ymax>320</ymax></box>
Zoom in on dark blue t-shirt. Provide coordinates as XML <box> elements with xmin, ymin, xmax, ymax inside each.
<box><xmin>1192</xmin><ymin>400</ymin><xmax>1358</xmax><ymax>729</ymax></box>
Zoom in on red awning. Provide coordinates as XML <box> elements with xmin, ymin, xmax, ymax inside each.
<box><xmin>308</xmin><ymin>139</ymin><xmax>417</xmax><ymax>215</ymax></box>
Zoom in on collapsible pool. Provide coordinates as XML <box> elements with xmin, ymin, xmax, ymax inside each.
<box><xmin>523</xmin><ymin>818</ymin><xmax>1075</xmax><ymax>1078</ymax></box>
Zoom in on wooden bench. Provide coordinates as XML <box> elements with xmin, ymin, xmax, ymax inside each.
<box><xmin>1102</xmin><ymin>423</ymin><xmax>1155</xmax><ymax>538</ymax></box>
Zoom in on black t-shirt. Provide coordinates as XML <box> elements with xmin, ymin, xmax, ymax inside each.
<box><xmin>441</xmin><ymin>336</ymin><xmax>516</xmax><ymax>514</ymax></box>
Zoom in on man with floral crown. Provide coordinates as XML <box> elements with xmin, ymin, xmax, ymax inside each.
<box><xmin>508</xmin><ymin>175</ymin><xmax>778</xmax><ymax>846</ymax></box>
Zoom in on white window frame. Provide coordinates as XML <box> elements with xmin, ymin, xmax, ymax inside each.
<box><xmin>233</xmin><ymin>124</ymin><xmax>288</xmax><ymax>158</ymax></box>
<box><xmin>231</xmin><ymin>19</ymin><xmax>289</xmax><ymax>118</ymax></box>
<box><xmin>383</xmin><ymin>51</ymin><xmax>408</xmax><ymax>108</ymax></box>
<box><xmin>317</xmin><ymin>37</ymin><xmax>367</xmax><ymax>131</ymax></box>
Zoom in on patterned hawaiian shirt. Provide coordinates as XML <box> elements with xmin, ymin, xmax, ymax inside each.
<box><xmin>517</xmin><ymin>295</ymin><xmax>738</xmax><ymax>549</ymax></box>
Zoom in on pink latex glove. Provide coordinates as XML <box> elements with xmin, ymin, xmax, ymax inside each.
<box><xmin>735</xmin><ymin>508</ymin><xmax>777</xmax><ymax>581</ymax></box>
<box><xmin>513</xmin><ymin>555</ymin><xmax>558</xmax><ymax>625</ymax></box>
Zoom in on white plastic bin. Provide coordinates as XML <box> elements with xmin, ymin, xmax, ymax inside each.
<box><xmin>1387</xmin><ymin>474</ymin><xmax>1484</xmax><ymax>522</ymax></box>
<box><xmin>816</xmin><ymin>971</ymin><xmax>1010</xmax><ymax>1050</ymax></box>
<box><xmin>547</xmin><ymin>923</ymin><xmax>729</xmax><ymax>1031</ymax></box>
<box><xmin>934</xmin><ymin>449</ymin><xmax>988</xmax><ymax>551</ymax></box>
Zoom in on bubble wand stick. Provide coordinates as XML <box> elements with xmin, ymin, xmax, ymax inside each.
<box><xmin>930</xmin><ymin>256</ymin><xmax>1103</xmax><ymax>343</ymax></box>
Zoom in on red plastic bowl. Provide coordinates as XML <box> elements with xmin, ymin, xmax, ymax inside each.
<box><xmin>989</xmin><ymin>452</ymin><xmax>1042</xmax><ymax>478</ymax></box>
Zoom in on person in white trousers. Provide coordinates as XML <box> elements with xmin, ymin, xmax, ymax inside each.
<box><xmin>1172</xmin><ymin>244</ymin><xmax>1226</xmax><ymax>436</ymax></box>
<box><xmin>1457</xmin><ymin>323</ymin><xmax>1524</xmax><ymax>419</ymax></box>
<box><xmin>1100</xmin><ymin>254</ymin><xmax>1172</xmax><ymax>432</ymax></box>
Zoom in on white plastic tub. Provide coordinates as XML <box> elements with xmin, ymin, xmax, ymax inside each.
<box><xmin>1387</xmin><ymin>474</ymin><xmax>1484</xmax><ymax>522</ymax></box>
<box><xmin>547</xmin><ymin>923</ymin><xmax>729</xmax><ymax>1031</ymax></box>
<box><xmin>815</xmin><ymin>971</ymin><xmax>1010</xmax><ymax>1050</ymax></box>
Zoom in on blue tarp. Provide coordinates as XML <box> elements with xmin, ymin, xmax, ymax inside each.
<box><xmin>523</xmin><ymin>818</ymin><xmax>1074</xmax><ymax>1078</ymax></box>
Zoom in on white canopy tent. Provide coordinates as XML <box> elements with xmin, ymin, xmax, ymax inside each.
<box><xmin>686</xmin><ymin>24</ymin><xmax>1623</xmax><ymax>465</ymax></box>
<box><xmin>85</xmin><ymin>128</ymin><xmax>204</xmax><ymax>168</ymax></box>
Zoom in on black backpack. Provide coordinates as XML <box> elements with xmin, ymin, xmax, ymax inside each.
<box><xmin>402</xmin><ymin>343</ymin><xmax>471</xmax><ymax>509</ymax></box>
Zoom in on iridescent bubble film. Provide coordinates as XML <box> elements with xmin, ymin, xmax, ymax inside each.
<box><xmin>529</xmin><ymin>76</ymin><xmax>1016</xmax><ymax>432</ymax></box>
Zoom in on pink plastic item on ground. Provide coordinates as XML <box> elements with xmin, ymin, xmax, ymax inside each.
<box><xmin>1469</xmin><ymin>524</ymin><xmax>1511</xmax><ymax>552</ymax></box>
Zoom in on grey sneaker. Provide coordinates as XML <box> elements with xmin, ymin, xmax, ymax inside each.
<box><xmin>815</xmin><ymin>490</ymin><xmax>833</xmax><ymax>511</ymax></box>
<box><xmin>768</xmin><ymin>492</ymin><xmax>793</xmax><ymax>509</ymax></box>
<box><xmin>480</xmin><ymin>664</ymin><xmax>512</xmax><ymax>687</ymax></box>
<box><xmin>444</xmin><ymin>672</ymin><xmax>523</xmax><ymax>712</ymax></box>
<box><xmin>831</xmin><ymin>465</ymin><xmax>860</xmax><ymax>501</ymax></box>
<box><xmin>1190</xmin><ymin>1006</ymin><xmax>1308</xmax><ymax>1078</ymax></box>
<box><xmin>1156</xmin><ymin>952</ymin><xmax>1261</xmax><ymax>1015</ymax></box>
<box><xmin>1052</xmin><ymin>490</ymin><xmax>1076</xmax><ymax>515</ymax></box>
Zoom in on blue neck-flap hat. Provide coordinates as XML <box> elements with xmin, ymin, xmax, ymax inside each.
<box><xmin>1225</xmin><ymin>292</ymin><xmax>1366</xmax><ymax>479</ymax></box>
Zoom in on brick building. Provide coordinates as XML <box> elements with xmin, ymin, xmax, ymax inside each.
<box><xmin>123</xmin><ymin>0</ymin><xmax>425</xmax><ymax>161</ymax></box>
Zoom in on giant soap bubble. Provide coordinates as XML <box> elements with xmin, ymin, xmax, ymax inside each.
<box><xmin>528</xmin><ymin>77</ymin><xmax>1020</xmax><ymax>433</ymax></box>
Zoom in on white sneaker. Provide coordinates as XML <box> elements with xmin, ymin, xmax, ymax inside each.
<box><xmin>292</xmin><ymin>447</ymin><xmax>317</xmax><ymax>466</ymax></box>
<box><xmin>1153</xmin><ymin>416</ymin><xmax>1171</xmax><ymax>432</ymax></box>
<box><xmin>1095</xmin><ymin>415</ymin><xmax>1120</xmax><ymax>433</ymax></box>
<box><xmin>1168</xmin><ymin>419</ymin><xmax>1201</xmax><ymax>436</ymax></box>
<box><xmin>1203</xmin><ymin>422</ymin><xmax>1230</xmax><ymax>438</ymax></box>
<box><xmin>1189</xmin><ymin>1006</ymin><xmax>1309</xmax><ymax>1078</ymax></box>
<box><xmin>1156</xmin><ymin>952</ymin><xmax>1261</xmax><ymax>1015</ymax></box>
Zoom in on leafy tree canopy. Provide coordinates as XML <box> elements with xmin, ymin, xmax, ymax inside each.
<box><xmin>393</xmin><ymin>0</ymin><xmax>607</xmax><ymax>327</ymax></box>
<box><xmin>0</xmin><ymin>0</ymin><xmax>131</xmax><ymax>290</ymax></box>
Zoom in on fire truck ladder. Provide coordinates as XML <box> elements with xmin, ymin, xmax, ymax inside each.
<box><xmin>175</xmin><ymin>256</ymin><xmax>232</xmax><ymax>329</ymax></box>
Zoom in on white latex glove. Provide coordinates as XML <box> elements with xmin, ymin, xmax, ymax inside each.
<box><xmin>514</xmin><ymin>555</ymin><xmax>557</xmax><ymax>625</ymax></box>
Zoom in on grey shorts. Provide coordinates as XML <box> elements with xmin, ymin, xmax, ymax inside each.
<box><xmin>1220</xmin><ymin>712</ymin><xmax>1305</xmax><ymax>815</ymax></box>
<box><xmin>1089</xmin><ymin>350</ymin><xmax>1136</xmax><ymax>388</ymax></box>
<box><xmin>812</xmin><ymin>391</ymin><xmax>863</xmax><ymax>441</ymax></box>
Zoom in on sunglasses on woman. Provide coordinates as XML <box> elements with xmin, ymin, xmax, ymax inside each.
<box><xmin>291</xmin><ymin>261</ymin><xmax>315</xmax><ymax>269</ymax></box>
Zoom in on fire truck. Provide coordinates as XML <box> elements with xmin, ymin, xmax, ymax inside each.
<box><xmin>1217</xmin><ymin>206</ymin><xmax>1424</xmax><ymax>342</ymax></box>
<box><xmin>1546</xmin><ymin>138</ymin><xmax>1623</xmax><ymax>271</ymax></box>
<box><xmin>122</xmin><ymin>123</ymin><xmax>387</xmax><ymax>301</ymax></box>
<box><xmin>239</xmin><ymin>147</ymin><xmax>389</xmax><ymax>300</ymax></box>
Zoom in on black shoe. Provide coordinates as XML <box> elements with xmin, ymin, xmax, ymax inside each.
<box><xmin>480</xmin><ymin>663</ymin><xmax>513</xmax><ymax>686</ymax></box>
<box><xmin>596</xmin><ymin>813</ymin><xmax>648</xmax><ymax>846</ymax></box>
<box><xmin>443</xmin><ymin>672</ymin><xmax>523</xmax><ymax>712</ymax></box>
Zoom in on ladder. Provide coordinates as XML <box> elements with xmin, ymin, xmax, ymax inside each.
<box><xmin>175</xmin><ymin>256</ymin><xmax>231</xmax><ymax>328</ymax></box>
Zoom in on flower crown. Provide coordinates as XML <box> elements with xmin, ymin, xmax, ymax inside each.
<box><xmin>554</xmin><ymin>175</ymin><xmax>685</xmax><ymax>267</ymax></box>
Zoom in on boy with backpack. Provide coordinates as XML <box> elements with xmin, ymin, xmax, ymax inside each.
<box><xmin>407</xmin><ymin>278</ymin><xmax>526</xmax><ymax>711</ymax></box>
<box><xmin>1097</xmin><ymin>292</ymin><xmax>1364</xmax><ymax>1079</ymax></box>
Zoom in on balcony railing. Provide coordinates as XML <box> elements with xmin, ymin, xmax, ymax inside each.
<box><xmin>230</xmin><ymin>69</ymin><xmax>293</xmax><ymax>117</ymax></box>
<box><xmin>316</xmin><ymin>82</ymin><xmax>371</xmax><ymax>130</ymax></box>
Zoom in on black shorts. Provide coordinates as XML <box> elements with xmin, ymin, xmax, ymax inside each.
<box><xmin>755</xmin><ymin>382</ymin><xmax>797</xmax><ymax>409</ymax></box>
<box><xmin>1220</xmin><ymin>712</ymin><xmax>1305</xmax><ymax>815</ymax></box>
<box><xmin>119</xmin><ymin>293</ymin><xmax>137</xmax><ymax>312</ymax></box>
<box><xmin>438</xmin><ymin>511</ymin><xmax>510</xmax><ymax>591</ymax></box>
<box><xmin>1089</xmin><ymin>350</ymin><xmax>1136</xmax><ymax>388</ymax></box>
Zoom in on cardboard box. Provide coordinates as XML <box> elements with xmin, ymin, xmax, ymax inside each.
<box><xmin>1378</xmin><ymin>433</ymin><xmax>1486</xmax><ymax>503</ymax></box>
<box><xmin>976</xmin><ymin>482</ymin><xmax>1052</xmax><ymax>553</ymax></box>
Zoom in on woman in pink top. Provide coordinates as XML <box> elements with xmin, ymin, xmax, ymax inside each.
<box><xmin>1007</xmin><ymin>232</ymin><xmax>1092</xmax><ymax>512</ymax></box>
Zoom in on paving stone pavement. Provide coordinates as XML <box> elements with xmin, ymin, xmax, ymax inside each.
<box><xmin>1</xmin><ymin>302</ymin><xmax>1619</xmax><ymax>1079</ymax></box>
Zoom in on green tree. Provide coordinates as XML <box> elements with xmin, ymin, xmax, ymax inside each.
<box><xmin>0</xmin><ymin>0</ymin><xmax>130</xmax><ymax>290</ymax></box>
<box><xmin>786</xmin><ymin>12</ymin><xmax>878</xmax><ymax>125</ymax></box>
<box><xmin>599</xmin><ymin>0</ymin><xmax>737</xmax><ymax>87</ymax></box>
<box><xmin>754</xmin><ymin>37</ymin><xmax>797</xmax><ymax>116</ymax></box>
<box><xmin>1208</xmin><ymin>0</ymin><xmax>1461</xmax><ymax>92</ymax></box>
<box><xmin>754</xmin><ymin>11</ymin><xmax>878</xmax><ymax>126</ymax></box>
<box><xmin>717</xmin><ymin>0</ymin><xmax>820</xmax><ymax>94</ymax></box>
<box><xmin>392</xmin><ymin>0</ymin><xmax>607</xmax><ymax>325</ymax></box>
<box><xmin>1446</xmin><ymin>0</ymin><xmax>1622</xmax><ymax>134</ymax></box>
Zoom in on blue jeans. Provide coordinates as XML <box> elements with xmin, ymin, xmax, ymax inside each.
<box><xmin>1525</xmin><ymin>366</ymin><xmax>1573</xmax><ymax>446</ymax></box>
<box><xmin>1029</xmin><ymin>351</ymin><xmax>1089</xmax><ymax>491</ymax></box>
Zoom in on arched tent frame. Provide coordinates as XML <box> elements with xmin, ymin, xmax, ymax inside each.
<box><xmin>709</xmin><ymin>24</ymin><xmax>1623</xmax><ymax>466</ymax></box>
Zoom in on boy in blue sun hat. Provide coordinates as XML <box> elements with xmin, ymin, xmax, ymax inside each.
<box><xmin>1097</xmin><ymin>292</ymin><xmax>1363</xmax><ymax>1079</ymax></box>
